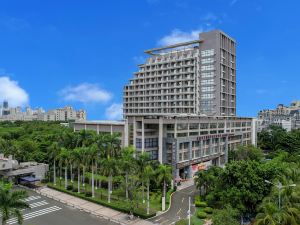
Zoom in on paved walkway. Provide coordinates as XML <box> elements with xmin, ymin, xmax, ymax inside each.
<box><xmin>36</xmin><ymin>187</ymin><xmax>155</xmax><ymax>225</ymax></box>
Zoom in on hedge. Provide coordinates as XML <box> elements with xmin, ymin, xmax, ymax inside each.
<box><xmin>47</xmin><ymin>184</ymin><xmax>156</xmax><ymax>219</ymax></box>
<box><xmin>197</xmin><ymin>202</ymin><xmax>207</xmax><ymax>208</ymax></box>
<box><xmin>197</xmin><ymin>211</ymin><xmax>207</xmax><ymax>219</ymax></box>
<box><xmin>203</xmin><ymin>207</ymin><xmax>213</xmax><ymax>214</ymax></box>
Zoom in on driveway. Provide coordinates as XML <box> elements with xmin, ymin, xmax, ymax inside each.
<box><xmin>149</xmin><ymin>185</ymin><xmax>197</xmax><ymax>225</ymax></box>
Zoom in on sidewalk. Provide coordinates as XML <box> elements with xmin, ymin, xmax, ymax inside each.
<box><xmin>36</xmin><ymin>187</ymin><xmax>155</xmax><ymax>225</ymax></box>
<box><xmin>177</xmin><ymin>178</ymin><xmax>194</xmax><ymax>191</ymax></box>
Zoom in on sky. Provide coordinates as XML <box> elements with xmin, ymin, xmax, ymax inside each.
<box><xmin>0</xmin><ymin>0</ymin><xmax>299</xmax><ymax>120</ymax></box>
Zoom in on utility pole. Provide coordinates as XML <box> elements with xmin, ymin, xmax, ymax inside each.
<box><xmin>188</xmin><ymin>196</ymin><xmax>191</xmax><ymax>225</ymax></box>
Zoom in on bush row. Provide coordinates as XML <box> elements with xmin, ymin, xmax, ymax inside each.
<box><xmin>47</xmin><ymin>184</ymin><xmax>156</xmax><ymax>219</ymax></box>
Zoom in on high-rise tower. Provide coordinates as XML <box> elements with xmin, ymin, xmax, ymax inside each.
<box><xmin>124</xmin><ymin>30</ymin><xmax>236</xmax><ymax>117</ymax></box>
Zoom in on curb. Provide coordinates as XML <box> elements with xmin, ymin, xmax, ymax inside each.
<box><xmin>147</xmin><ymin>190</ymin><xmax>176</xmax><ymax>220</ymax></box>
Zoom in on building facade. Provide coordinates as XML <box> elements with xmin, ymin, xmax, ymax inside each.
<box><xmin>74</xmin><ymin>30</ymin><xmax>256</xmax><ymax>180</ymax></box>
<box><xmin>258</xmin><ymin>101</ymin><xmax>300</xmax><ymax>131</ymax></box>
<box><xmin>124</xmin><ymin>30</ymin><xmax>236</xmax><ymax>117</ymax></box>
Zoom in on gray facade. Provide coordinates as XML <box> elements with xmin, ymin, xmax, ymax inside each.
<box><xmin>124</xmin><ymin>30</ymin><xmax>236</xmax><ymax>117</ymax></box>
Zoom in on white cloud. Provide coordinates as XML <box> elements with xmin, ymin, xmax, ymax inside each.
<box><xmin>0</xmin><ymin>76</ymin><xmax>29</xmax><ymax>107</ymax></box>
<box><xmin>60</xmin><ymin>83</ymin><xmax>112</xmax><ymax>104</ymax></box>
<box><xmin>158</xmin><ymin>28</ymin><xmax>203</xmax><ymax>46</ymax></box>
<box><xmin>105</xmin><ymin>103</ymin><xmax>123</xmax><ymax>120</ymax></box>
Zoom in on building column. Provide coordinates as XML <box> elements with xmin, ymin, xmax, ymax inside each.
<box><xmin>209</xmin><ymin>138</ymin><xmax>212</xmax><ymax>155</ymax></box>
<box><xmin>110</xmin><ymin>125</ymin><xmax>113</xmax><ymax>135</ymax></box>
<box><xmin>97</xmin><ymin>124</ymin><xmax>99</xmax><ymax>134</ymax></box>
<box><xmin>142</xmin><ymin>117</ymin><xmax>145</xmax><ymax>153</ymax></box>
<box><xmin>124</xmin><ymin>119</ymin><xmax>129</xmax><ymax>147</ymax></box>
<box><xmin>225</xmin><ymin>135</ymin><xmax>229</xmax><ymax>164</ymax></box>
<box><xmin>133</xmin><ymin>117</ymin><xmax>136</xmax><ymax>149</ymax></box>
<box><xmin>251</xmin><ymin>118</ymin><xmax>257</xmax><ymax>147</ymax></box>
<box><xmin>84</xmin><ymin>124</ymin><xmax>87</xmax><ymax>131</ymax></box>
<box><xmin>158</xmin><ymin>117</ymin><xmax>163</xmax><ymax>163</ymax></box>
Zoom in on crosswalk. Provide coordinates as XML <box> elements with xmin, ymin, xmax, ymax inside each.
<box><xmin>7</xmin><ymin>206</ymin><xmax>62</xmax><ymax>225</ymax></box>
<box><xmin>0</xmin><ymin>195</ymin><xmax>62</xmax><ymax>224</ymax></box>
<box><xmin>24</xmin><ymin>195</ymin><xmax>41</xmax><ymax>202</ymax></box>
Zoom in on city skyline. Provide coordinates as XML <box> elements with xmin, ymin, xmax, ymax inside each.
<box><xmin>0</xmin><ymin>0</ymin><xmax>299</xmax><ymax>120</ymax></box>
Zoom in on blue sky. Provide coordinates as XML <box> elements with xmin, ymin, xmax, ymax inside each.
<box><xmin>0</xmin><ymin>0</ymin><xmax>299</xmax><ymax>120</ymax></box>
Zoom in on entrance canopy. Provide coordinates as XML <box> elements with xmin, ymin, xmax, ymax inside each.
<box><xmin>19</xmin><ymin>176</ymin><xmax>40</xmax><ymax>183</ymax></box>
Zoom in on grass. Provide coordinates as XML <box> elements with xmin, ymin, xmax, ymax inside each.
<box><xmin>48</xmin><ymin>179</ymin><xmax>173</xmax><ymax>218</ymax></box>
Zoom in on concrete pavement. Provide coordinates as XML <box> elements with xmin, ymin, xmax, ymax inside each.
<box><xmin>149</xmin><ymin>185</ymin><xmax>197</xmax><ymax>225</ymax></box>
<box><xmin>37</xmin><ymin>186</ymin><xmax>155</xmax><ymax>225</ymax></box>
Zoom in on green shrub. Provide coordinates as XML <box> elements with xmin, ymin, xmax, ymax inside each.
<box><xmin>72</xmin><ymin>187</ymin><xmax>78</xmax><ymax>192</ymax></box>
<box><xmin>194</xmin><ymin>195</ymin><xmax>201</xmax><ymax>202</ymax></box>
<box><xmin>85</xmin><ymin>191</ymin><xmax>92</xmax><ymax>197</ymax></box>
<box><xmin>198</xmin><ymin>202</ymin><xmax>207</xmax><ymax>208</ymax></box>
<box><xmin>197</xmin><ymin>211</ymin><xmax>207</xmax><ymax>219</ymax></box>
<box><xmin>67</xmin><ymin>185</ymin><xmax>73</xmax><ymax>190</ymax></box>
<box><xmin>204</xmin><ymin>207</ymin><xmax>213</xmax><ymax>214</ymax></box>
<box><xmin>195</xmin><ymin>201</ymin><xmax>201</xmax><ymax>207</ymax></box>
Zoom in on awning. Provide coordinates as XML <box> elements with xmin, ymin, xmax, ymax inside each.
<box><xmin>20</xmin><ymin>176</ymin><xmax>40</xmax><ymax>183</ymax></box>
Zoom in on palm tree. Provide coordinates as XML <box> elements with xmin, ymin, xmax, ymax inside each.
<box><xmin>58</xmin><ymin>148</ymin><xmax>70</xmax><ymax>189</ymax></box>
<box><xmin>105</xmin><ymin>133</ymin><xmax>121</xmax><ymax>158</ymax></box>
<box><xmin>71</xmin><ymin>148</ymin><xmax>83</xmax><ymax>193</ymax></box>
<box><xmin>121</xmin><ymin>146</ymin><xmax>135</xmax><ymax>199</ymax></box>
<box><xmin>87</xmin><ymin>144</ymin><xmax>99</xmax><ymax>198</ymax></box>
<box><xmin>144</xmin><ymin>165</ymin><xmax>154</xmax><ymax>215</ymax></box>
<box><xmin>0</xmin><ymin>182</ymin><xmax>30</xmax><ymax>225</ymax></box>
<box><xmin>48</xmin><ymin>142</ymin><xmax>60</xmax><ymax>186</ymax></box>
<box><xmin>136</xmin><ymin>152</ymin><xmax>150</xmax><ymax>203</ymax></box>
<box><xmin>156</xmin><ymin>164</ymin><xmax>172</xmax><ymax>211</ymax></box>
<box><xmin>102</xmin><ymin>157</ymin><xmax>118</xmax><ymax>203</ymax></box>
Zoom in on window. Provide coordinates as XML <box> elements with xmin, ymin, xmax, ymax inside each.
<box><xmin>201</xmin><ymin>49</ymin><xmax>215</xmax><ymax>57</ymax></box>
<box><xmin>201</xmin><ymin>72</ymin><xmax>214</xmax><ymax>78</ymax></box>
<box><xmin>201</xmin><ymin>86</ymin><xmax>215</xmax><ymax>92</ymax></box>
<box><xmin>201</xmin><ymin>93</ymin><xmax>215</xmax><ymax>99</ymax></box>
<box><xmin>201</xmin><ymin>79</ymin><xmax>214</xmax><ymax>85</ymax></box>
<box><xmin>201</xmin><ymin>65</ymin><xmax>215</xmax><ymax>71</ymax></box>
<box><xmin>201</xmin><ymin>58</ymin><xmax>214</xmax><ymax>64</ymax></box>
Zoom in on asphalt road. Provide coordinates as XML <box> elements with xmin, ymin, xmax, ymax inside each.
<box><xmin>8</xmin><ymin>187</ymin><xmax>118</xmax><ymax>225</ymax></box>
<box><xmin>149</xmin><ymin>185</ymin><xmax>197</xmax><ymax>225</ymax></box>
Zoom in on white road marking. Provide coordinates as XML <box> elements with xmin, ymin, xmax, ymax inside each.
<box><xmin>181</xmin><ymin>197</ymin><xmax>184</xmax><ymax>203</ymax></box>
<box><xmin>155</xmin><ymin>217</ymin><xmax>164</xmax><ymax>222</ymax></box>
<box><xmin>29</xmin><ymin>200</ymin><xmax>49</xmax><ymax>209</ymax></box>
<box><xmin>176</xmin><ymin>208</ymin><xmax>181</xmax><ymax>215</ymax></box>
<box><xmin>7</xmin><ymin>206</ymin><xmax>62</xmax><ymax>224</ymax></box>
<box><xmin>24</xmin><ymin>196</ymin><xmax>41</xmax><ymax>202</ymax></box>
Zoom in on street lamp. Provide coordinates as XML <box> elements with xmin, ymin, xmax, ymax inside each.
<box><xmin>265</xmin><ymin>180</ymin><xmax>296</xmax><ymax>209</ymax></box>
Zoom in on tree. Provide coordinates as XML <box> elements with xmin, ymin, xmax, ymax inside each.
<box><xmin>87</xmin><ymin>144</ymin><xmax>99</xmax><ymax>198</ymax></box>
<box><xmin>136</xmin><ymin>152</ymin><xmax>150</xmax><ymax>203</ymax></box>
<box><xmin>194</xmin><ymin>166</ymin><xmax>222</xmax><ymax>197</ymax></box>
<box><xmin>231</xmin><ymin>145</ymin><xmax>264</xmax><ymax>162</ymax></box>
<box><xmin>48</xmin><ymin>142</ymin><xmax>60</xmax><ymax>186</ymax></box>
<box><xmin>71</xmin><ymin>148</ymin><xmax>83</xmax><ymax>193</ymax></box>
<box><xmin>156</xmin><ymin>164</ymin><xmax>172</xmax><ymax>211</ymax></box>
<box><xmin>212</xmin><ymin>205</ymin><xmax>240</xmax><ymax>225</ymax></box>
<box><xmin>144</xmin><ymin>165</ymin><xmax>154</xmax><ymax>215</ymax></box>
<box><xmin>121</xmin><ymin>146</ymin><xmax>135</xmax><ymax>199</ymax></box>
<box><xmin>102</xmin><ymin>157</ymin><xmax>118</xmax><ymax>203</ymax></box>
<box><xmin>0</xmin><ymin>182</ymin><xmax>30</xmax><ymax>225</ymax></box>
<box><xmin>58</xmin><ymin>148</ymin><xmax>70</xmax><ymax>189</ymax></box>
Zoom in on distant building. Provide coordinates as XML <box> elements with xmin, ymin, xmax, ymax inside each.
<box><xmin>258</xmin><ymin>101</ymin><xmax>300</xmax><ymax>131</ymax></box>
<box><xmin>0</xmin><ymin>101</ymin><xmax>86</xmax><ymax>122</ymax></box>
<box><xmin>0</xmin><ymin>154</ymin><xmax>48</xmax><ymax>182</ymax></box>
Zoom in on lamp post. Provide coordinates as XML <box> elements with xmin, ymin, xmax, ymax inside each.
<box><xmin>265</xmin><ymin>180</ymin><xmax>296</xmax><ymax>209</ymax></box>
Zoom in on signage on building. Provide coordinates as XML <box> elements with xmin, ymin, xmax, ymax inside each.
<box><xmin>196</xmin><ymin>133</ymin><xmax>232</xmax><ymax>141</ymax></box>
